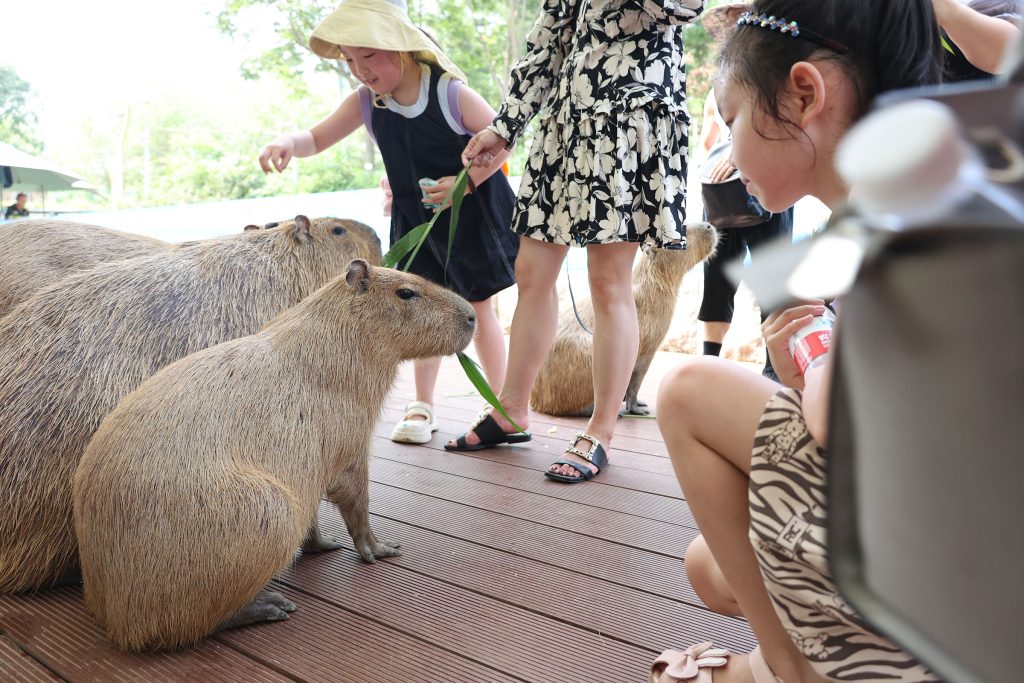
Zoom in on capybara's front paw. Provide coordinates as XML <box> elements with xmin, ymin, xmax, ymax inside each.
<box><xmin>355</xmin><ymin>538</ymin><xmax>402</xmax><ymax>563</ymax></box>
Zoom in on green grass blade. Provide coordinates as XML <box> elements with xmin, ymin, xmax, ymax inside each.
<box><xmin>456</xmin><ymin>352</ymin><xmax>525</xmax><ymax>433</ymax></box>
<box><xmin>383</xmin><ymin>222</ymin><xmax>430</xmax><ymax>268</ymax></box>
<box><xmin>445</xmin><ymin>168</ymin><xmax>471</xmax><ymax>276</ymax></box>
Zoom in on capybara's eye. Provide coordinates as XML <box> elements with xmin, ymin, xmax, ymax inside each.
<box><xmin>263</xmin><ymin>222</ymin><xmax>279</xmax><ymax>229</ymax></box>
<box><xmin>332</xmin><ymin>226</ymin><xmax>346</xmax><ymax>236</ymax></box>
<box><xmin>396</xmin><ymin>288</ymin><xmax>418</xmax><ymax>300</ymax></box>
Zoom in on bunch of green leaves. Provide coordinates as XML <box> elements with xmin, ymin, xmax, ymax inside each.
<box><xmin>383</xmin><ymin>163</ymin><xmax>524</xmax><ymax>433</ymax></box>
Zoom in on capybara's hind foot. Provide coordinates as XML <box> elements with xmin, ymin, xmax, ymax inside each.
<box><xmin>216</xmin><ymin>590</ymin><xmax>297</xmax><ymax>633</ymax></box>
<box><xmin>300</xmin><ymin>522</ymin><xmax>344</xmax><ymax>554</ymax></box>
<box><xmin>623</xmin><ymin>398</ymin><xmax>651</xmax><ymax>416</ymax></box>
<box><xmin>355</xmin><ymin>538</ymin><xmax>402</xmax><ymax>564</ymax></box>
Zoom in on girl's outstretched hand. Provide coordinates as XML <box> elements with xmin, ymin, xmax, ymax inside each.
<box><xmin>761</xmin><ymin>301</ymin><xmax>828</xmax><ymax>390</ymax></box>
<box><xmin>258</xmin><ymin>139</ymin><xmax>294</xmax><ymax>174</ymax></box>
<box><xmin>461</xmin><ymin>128</ymin><xmax>507</xmax><ymax>168</ymax></box>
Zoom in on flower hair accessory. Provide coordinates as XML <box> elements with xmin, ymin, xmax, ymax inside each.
<box><xmin>737</xmin><ymin>10</ymin><xmax>849</xmax><ymax>54</ymax></box>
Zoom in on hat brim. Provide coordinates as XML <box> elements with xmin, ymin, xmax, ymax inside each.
<box><xmin>702</xmin><ymin>3</ymin><xmax>751</xmax><ymax>44</ymax></box>
<box><xmin>309</xmin><ymin>0</ymin><xmax>468</xmax><ymax>83</ymax></box>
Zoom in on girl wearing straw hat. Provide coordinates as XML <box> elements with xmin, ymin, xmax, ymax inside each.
<box><xmin>259</xmin><ymin>0</ymin><xmax>520</xmax><ymax>445</ymax></box>
<box><xmin>445</xmin><ymin>0</ymin><xmax>704</xmax><ymax>484</ymax></box>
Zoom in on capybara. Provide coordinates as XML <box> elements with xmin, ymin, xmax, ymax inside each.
<box><xmin>0</xmin><ymin>216</ymin><xmax>382</xmax><ymax>594</ymax></box>
<box><xmin>74</xmin><ymin>260</ymin><xmax>476</xmax><ymax>651</ymax></box>
<box><xmin>530</xmin><ymin>223</ymin><xmax>718</xmax><ymax>416</ymax></box>
<box><xmin>0</xmin><ymin>219</ymin><xmax>168</xmax><ymax>318</ymax></box>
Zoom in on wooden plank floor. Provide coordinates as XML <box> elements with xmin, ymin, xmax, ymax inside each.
<box><xmin>0</xmin><ymin>350</ymin><xmax>755</xmax><ymax>682</ymax></box>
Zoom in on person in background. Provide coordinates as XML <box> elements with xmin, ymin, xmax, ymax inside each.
<box><xmin>933</xmin><ymin>0</ymin><xmax>1022</xmax><ymax>78</ymax></box>
<box><xmin>448</xmin><ymin>0</ymin><xmax>704</xmax><ymax>484</ymax></box>
<box><xmin>4</xmin><ymin>193</ymin><xmax>29</xmax><ymax>220</ymax></box>
<box><xmin>259</xmin><ymin>0</ymin><xmax>520</xmax><ymax>446</ymax></box>
<box><xmin>651</xmin><ymin>1</ymin><xmax>944</xmax><ymax>680</ymax></box>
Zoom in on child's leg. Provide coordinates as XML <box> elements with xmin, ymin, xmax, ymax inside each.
<box><xmin>411</xmin><ymin>357</ymin><xmax>442</xmax><ymax>415</ymax></box>
<box><xmin>447</xmin><ymin>238</ymin><xmax>569</xmax><ymax>447</ymax></box>
<box><xmin>548</xmin><ymin>241</ymin><xmax>638</xmax><ymax>478</ymax></box>
<box><xmin>469</xmin><ymin>298</ymin><xmax>506</xmax><ymax>396</ymax></box>
<box><xmin>657</xmin><ymin>358</ymin><xmax>819</xmax><ymax>682</ymax></box>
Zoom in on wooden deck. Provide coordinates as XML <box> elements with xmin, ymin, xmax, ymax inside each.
<box><xmin>0</xmin><ymin>351</ymin><xmax>755</xmax><ymax>682</ymax></box>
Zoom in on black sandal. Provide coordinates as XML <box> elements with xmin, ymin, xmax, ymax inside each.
<box><xmin>544</xmin><ymin>432</ymin><xmax>608</xmax><ymax>483</ymax></box>
<box><xmin>444</xmin><ymin>412</ymin><xmax>531</xmax><ymax>452</ymax></box>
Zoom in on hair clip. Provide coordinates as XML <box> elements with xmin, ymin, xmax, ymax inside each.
<box><xmin>736</xmin><ymin>10</ymin><xmax>849</xmax><ymax>54</ymax></box>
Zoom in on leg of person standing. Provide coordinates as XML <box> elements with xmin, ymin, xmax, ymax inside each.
<box><xmin>698</xmin><ymin>228</ymin><xmax>741</xmax><ymax>357</ymax></box>
<box><xmin>547</xmin><ymin>241</ymin><xmax>639</xmax><ymax>479</ymax></box>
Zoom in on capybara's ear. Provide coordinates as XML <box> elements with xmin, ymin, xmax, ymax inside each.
<box><xmin>287</xmin><ymin>215</ymin><xmax>312</xmax><ymax>243</ymax></box>
<box><xmin>345</xmin><ymin>259</ymin><xmax>371</xmax><ymax>293</ymax></box>
<box><xmin>243</xmin><ymin>224</ymin><xmax>261</xmax><ymax>232</ymax></box>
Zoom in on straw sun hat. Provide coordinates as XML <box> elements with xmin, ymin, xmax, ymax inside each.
<box><xmin>309</xmin><ymin>0</ymin><xmax>468</xmax><ymax>83</ymax></box>
<box><xmin>702</xmin><ymin>2</ymin><xmax>752</xmax><ymax>44</ymax></box>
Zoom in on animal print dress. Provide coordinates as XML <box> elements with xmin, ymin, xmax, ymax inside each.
<box><xmin>749</xmin><ymin>389</ymin><xmax>938</xmax><ymax>681</ymax></box>
<box><xmin>489</xmin><ymin>0</ymin><xmax>704</xmax><ymax>248</ymax></box>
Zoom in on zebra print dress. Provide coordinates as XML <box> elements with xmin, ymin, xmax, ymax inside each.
<box><xmin>749</xmin><ymin>389</ymin><xmax>938</xmax><ymax>681</ymax></box>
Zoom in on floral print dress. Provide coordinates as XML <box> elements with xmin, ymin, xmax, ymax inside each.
<box><xmin>490</xmin><ymin>0</ymin><xmax>704</xmax><ymax>247</ymax></box>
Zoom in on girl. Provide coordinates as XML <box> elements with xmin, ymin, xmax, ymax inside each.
<box><xmin>259</xmin><ymin>0</ymin><xmax>520</xmax><ymax>445</ymax></box>
<box><xmin>651</xmin><ymin>1</ymin><xmax>944</xmax><ymax>681</ymax></box>
<box><xmin>446</xmin><ymin>0</ymin><xmax>705</xmax><ymax>484</ymax></box>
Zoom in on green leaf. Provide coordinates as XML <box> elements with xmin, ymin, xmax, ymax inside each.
<box><xmin>390</xmin><ymin>162</ymin><xmax>473</xmax><ymax>273</ymax></box>
<box><xmin>445</xmin><ymin>169</ymin><xmax>471</xmax><ymax>277</ymax></box>
<box><xmin>456</xmin><ymin>352</ymin><xmax>525</xmax><ymax>434</ymax></box>
<box><xmin>941</xmin><ymin>36</ymin><xmax>955</xmax><ymax>54</ymax></box>
<box><xmin>383</xmin><ymin>222</ymin><xmax>430</xmax><ymax>268</ymax></box>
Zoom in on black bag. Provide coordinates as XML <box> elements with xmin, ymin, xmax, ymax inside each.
<box><xmin>700</xmin><ymin>139</ymin><xmax>771</xmax><ymax>229</ymax></box>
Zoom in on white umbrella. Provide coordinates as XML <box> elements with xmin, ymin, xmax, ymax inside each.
<box><xmin>0</xmin><ymin>142</ymin><xmax>99</xmax><ymax>214</ymax></box>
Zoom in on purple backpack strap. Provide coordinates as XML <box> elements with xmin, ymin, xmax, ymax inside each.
<box><xmin>358</xmin><ymin>86</ymin><xmax>376</xmax><ymax>143</ymax></box>
<box><xmin>438</xmin><ymin>74</ymin><xmax>471</xmax><ymax>135</ymax></box>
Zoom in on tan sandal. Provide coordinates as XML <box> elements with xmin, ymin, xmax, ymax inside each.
<box><xmin>649</xmin><ymin>643</ymin><xmax>782</xmax><ymax>683</ymax></box>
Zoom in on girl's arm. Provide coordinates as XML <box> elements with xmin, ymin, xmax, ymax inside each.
<box><xmin>259</xmin><ymin>91</ymin><xmax>364</xmax><ymax>173</ymax></box>
<box><xmin>488</xmin><ymin>0</ymin><xmax>576</xmax><ymax>147</ymax></box>
<box><xmin>933</xmin><ymin>0</ymin><xmax>1021</xmax><ymax>74</ymax></box>
<box><xmin>636</xmin><ymin>0</ymin><xmax>705</xmax><ymax>26</ymax></box>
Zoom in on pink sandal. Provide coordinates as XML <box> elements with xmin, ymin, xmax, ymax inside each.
<box><xmin>649</xmin><ymin>643</ymin><xmax>782</xmax><ymax>683</ymax></box>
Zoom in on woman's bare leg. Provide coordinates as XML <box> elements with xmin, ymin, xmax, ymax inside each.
<box><xmin>549</xmin><ymin>241</ymin><xmax>639</xmax><ymax>478</ymax></box>
<box><xmin>470</xmin><ymin>297</ymin><xmax>507</xmax><ymax>396</ymax></box>
<box><xmin>447</xmin><ymin>237</ymin><xmax>569</xmax><ymax>446</ymax></box>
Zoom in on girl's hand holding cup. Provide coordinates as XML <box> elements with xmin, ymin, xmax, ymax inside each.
<box><xmin>762</xmin><ymin>300</ymin><xmax>829</xmax><ymax>390</ymax></box>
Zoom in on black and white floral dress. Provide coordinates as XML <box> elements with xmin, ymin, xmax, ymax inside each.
<box><xmin>491</xmin><ymin>0</ymin><xmax>704</xmax><ymax>247</ymax></box>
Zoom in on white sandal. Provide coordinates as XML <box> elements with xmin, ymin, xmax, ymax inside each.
<box><xmin>390</xmin><ymin>401</ymin><xmax>438</xmax><ymax>444</ymax></box>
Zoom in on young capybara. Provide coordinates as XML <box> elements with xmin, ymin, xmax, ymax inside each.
<box><xmin>0</xmin><ymin>219</ymin><xmax>169</xmax><ymax>318</ymax></box>
<box><xmin>0</xmin><ymin>216</ymin><xmax>382</xmax><ymax>594</ymax></box>
<box><xmin>74</xmin><ymin>260</ymin><xmax>476</xmax><ymax>651</ymax></box>
<box><xmin>530</xmin><ymin>223</ymin><xmax>718</xmax><ymax>416</ymax></box>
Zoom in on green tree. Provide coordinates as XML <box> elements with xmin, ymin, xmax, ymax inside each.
<box><xmin>0</xmin><ymin>66</ymin><xmax>43</xmax><ymax>153</ymax></box>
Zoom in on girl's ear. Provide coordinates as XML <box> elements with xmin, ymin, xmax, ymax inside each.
<box><xmin>785</xmin><ymin>61</ymin><xmax>828</xmax><ymax>129</ymax></box>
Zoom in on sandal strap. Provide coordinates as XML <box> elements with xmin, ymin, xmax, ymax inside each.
<box><xmin>568</xmin><ymin>432</ymin><xmax>609</xmax><ymax>469</ymax></box>
<box><xmin>403</xmin><ymin>401</ymin><xmax>434</xmax><ymax>422</ymax></box>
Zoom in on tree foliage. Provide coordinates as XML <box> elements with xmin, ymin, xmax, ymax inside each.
<box><xmin>0</xmin><ymin>66</ymin><xmax>43</xmax><ymax>154</ymax></box>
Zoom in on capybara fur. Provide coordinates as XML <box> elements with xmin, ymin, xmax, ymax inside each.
<box><xmin>74</xmin><ymin>260</ymin><xmax>476</xmax><ymax>651</ymax></box>
<box><xmin>530</xmin><ymin>223</ymin><xmax>718</xmax><ymax>416</ymax></box>
<box><xmin>0</xmin><ymin>216</ymin><xmax>382</xmax><ymax>594</ymax></box>
<box><xmin>0</xmin><ymin>219</ymin><xmax>168</xmax><ymax>318</ymax></box>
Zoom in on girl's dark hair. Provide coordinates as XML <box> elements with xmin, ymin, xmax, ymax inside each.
<box><xmin>720</xmin><ymin>0</ymin><xmax>944</xmax><ymax>130</ymax></box>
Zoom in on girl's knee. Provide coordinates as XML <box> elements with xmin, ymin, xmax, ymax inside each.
<box><xmin>657</xmin><ymin>358</ymin><xmax>721</xmax><ymax>416</ymax></box>
<box><xmin>685</xmin><ymin>535</ymin><xmax>741</xmax><ymax>616</ymax></box>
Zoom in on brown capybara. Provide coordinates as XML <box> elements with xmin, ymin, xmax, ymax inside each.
<box><xmin>74</xmin><ymin>260</ymin><xmax>476</xmax><ymax>651</ymax></box>
<box><xmin>0</xmin><ymin>216</ymin><xmax>382</xmax><ymax>594</ymax></box>
<box><xmin>0</xmin><ymin>219</ymin><xmax>169</xmax><ymax>318</ymax></box>
<box><xmin>530</xmin><ymin>223</ymin><xmax>718</xmax><ymax>416</ymax></box>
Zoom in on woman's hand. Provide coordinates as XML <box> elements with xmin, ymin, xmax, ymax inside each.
<box><xmin>762</xmin><ymin>301</ymin><xmax>828</xmax><ymax>390</ymax></box>
<box><xmin>421</xmin><ymin>175</ymin><xmax>468</xmax><ymax>212</ymax></box>
<box><xmin>706</xmin><ymin>157</ymin><xmax>737</xmax><ymax>183</ymax></box>
<box><xmin>461</xmin><ymin>128</ymin><xmax>508</xmax><ymax>168</ymax></box>
<box><xmin>258</xmin><ymin>139</ymin><xmax>294</xmax><ymax>174</ymax></box>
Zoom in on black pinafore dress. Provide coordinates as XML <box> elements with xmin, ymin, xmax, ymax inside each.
<box><xmin>364</xmin><ymin>64</ymin><xmax>519</xmax><ymax>301</ymax></box>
